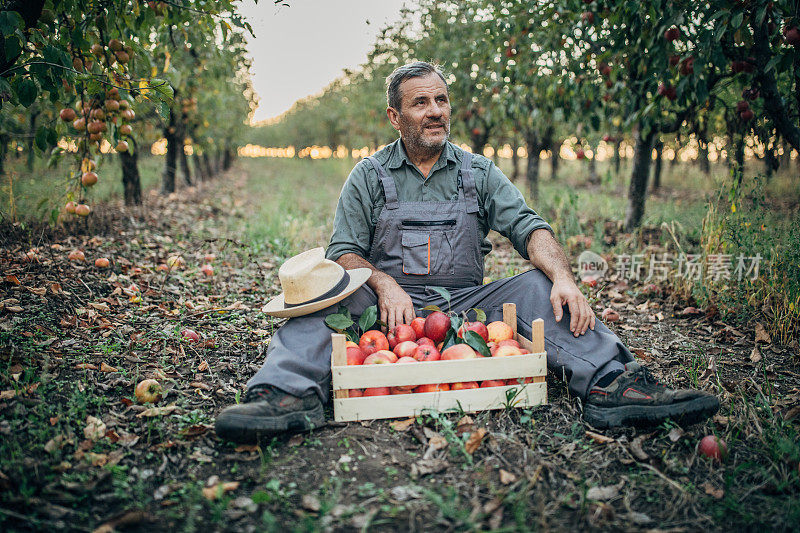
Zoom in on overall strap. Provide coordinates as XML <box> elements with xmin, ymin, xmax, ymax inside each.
<box><xmin>365</xmin><ymin>156</ymin><xmax>399</xmax><ymax>210</ymax></box>
<box><xmin>460</xmin><ymin>151</ymin><xmax>480</xmax><ymax>214</ymax></box>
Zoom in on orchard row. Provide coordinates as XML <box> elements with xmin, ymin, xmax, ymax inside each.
<box><xmin>1</xmin><ymin>0</ymin><xmax>265</xmax><ymax>215</ymax></box>
<box><xmin>252</xmin><ymin>0</ymin><xmax>800</xmax><ymax>230</ymax></box>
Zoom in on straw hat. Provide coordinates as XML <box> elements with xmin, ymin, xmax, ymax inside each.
<box><xmin>261</xmin><ymin>248</ymin><xmax>371</xmax><ymax>318</ymax></box>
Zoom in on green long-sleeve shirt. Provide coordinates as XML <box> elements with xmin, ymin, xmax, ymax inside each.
<box><xmin>326</xmin><ymin>139</ymin><xmax>553</xmax><ymax>263</ymax></box>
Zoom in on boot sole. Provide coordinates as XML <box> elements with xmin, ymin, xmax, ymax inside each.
<box><xmin>583</xmin><ymin>395</ymin><xmax>720</xmax><ymax>429</ymax></box>
<box><xmin>214</xmin><ymin>404</ymin><xmax>325</xmax><ymax>443</ymax></box>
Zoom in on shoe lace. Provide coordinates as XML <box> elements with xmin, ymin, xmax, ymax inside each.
<box><xmin>244</xmin><ymin>385</ymin><xmax>278</xmax><ymax>403</ymax></box>
<box><xmin>629</xmin><ymin>365</ymin><xmax>665</xmax><ymax>388</ymax></box>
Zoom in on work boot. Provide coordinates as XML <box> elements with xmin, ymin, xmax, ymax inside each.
<box><xmin>583</xmin><ymin>362</ymin><xmax>719</xmax><ymax>429</ymax></box>
<box><xmin>214</xmin><ymin>384</ymin><xmax>325</xmax><ymax>443</ymax></box>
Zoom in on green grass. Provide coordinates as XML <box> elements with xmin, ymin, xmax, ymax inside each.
<box><xmin>0</xmin><ymin>153</ymin><xmax>163</xmax><ymax>221</ymax></box>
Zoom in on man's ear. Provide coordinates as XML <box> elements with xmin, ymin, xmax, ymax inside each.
<box><xmin>386</xmin><ymin>107</ymin><xmax>401</xmax><ymax>131</ymax></box>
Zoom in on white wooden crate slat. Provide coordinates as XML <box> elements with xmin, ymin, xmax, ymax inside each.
<box><xmin>333</xmin><ymin>382</ymin><xmax>546</xmax><ymax>422</ymax></box>
<box><xmin>331</xmin><ymin>352</ymin><xmax>546</xmax><ymax>390</ymax></box>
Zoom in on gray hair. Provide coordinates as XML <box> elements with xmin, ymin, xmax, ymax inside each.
<box><xmin>386</xmin><ymin>61</ymin><xmax>448</xmax><ymax>111</ymax></box>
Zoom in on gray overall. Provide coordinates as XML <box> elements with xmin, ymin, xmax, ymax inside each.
<box><xmin>248</xmin><ymin>153</ymin><xmax>633</xmax><ymax>400</ymax></box>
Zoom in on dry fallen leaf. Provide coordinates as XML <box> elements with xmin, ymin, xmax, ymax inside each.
<box><xmin>629</xmin><ymin>435</ymin><xmax>649</xmax><ymax>461</ymax></box>
<box><xmin>749</xmin><ymin>345</ymin><xmax>762</xmax><ymax>363</ymax></box>
<box><xmin>586</xmin><ymin>484</ymin><xmax>620</xmax><ymax>501</ymax></box>
<box><xmin>499</xmin><ymin>469</ymin><xmax>517</xmax><ymax>485</ymax></box>
<box><xmin>701</xmin><ymin>481</ymin><xmax>724</xmax><ymax>499</ymax></box>
<box><xmin>301</xmin><ymin>494</ymin><xmax>321</xmax><ymax>512</ymax></box>
<box><xmin>137</xmin><ymin>405</ymin><xmax>180</xmax><ymax>418</ymax></box>
<box><xmin>202</xmin><ymin>481</ymin><xmax>239</xmax><ymax>501</ymax></box>
<box><xmin>234</xmin><ymin>444</ymin><xmax>260</xmax><ymax>453</ymax></box>
<box><xmin>585</xmin><ymin>430</ymin><xmax>615</xmax><ymax>444</ymax></box>
<box><xmin>84</xmin><ymin>416</ymin><xmax>107</xmax><ymax>441</ymax></box>
<box><xmin>75</xmin><ymin>363</ymin><xmax>98</xmax><ymax>370</ymax></box>
<box><xmin>197</xmin><ymin>360</ymin><xmax>209</xmax><ymax>372</ymax></box>
<box><xmin>389</xmin><ymin>418</ymin><xmax>415</xmax><ymax>432</ymax></box>
<box><xmin>668</xmin><ymin>427</ymin><xmax>684</xmax><ymax>442</ymax></box>
<box><xmin>464</xmin><ymin>428</ymin><xmax>487</xmax><ymax>455</ymax></box>
<box><xmin>755</xmin><ymin>323</ymin><xmax>771</xmax><ymax>344</ymax></box>
<box><xmin>100</xmin><ymin>362</ymin><xmax>118</xmax><ymax>373</ymax></box>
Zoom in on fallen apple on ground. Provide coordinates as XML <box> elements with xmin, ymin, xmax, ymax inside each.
<box><xmin>134</xmin><ymin>379</ymin><xmax>163</xmax><ymax>403</ymax></box>
<box><xmin>181</xmin><ymin>329</ymin><xmax>200</xmax><ymax>342</ymax></box>
<box><xmin>698</xmin><ymin>435</ymin><xmax>728</xmax><ymax>461</ymax></box>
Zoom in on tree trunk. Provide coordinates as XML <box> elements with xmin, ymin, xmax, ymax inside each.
<box><xmin>524</xmin><ymin>134</ymin><xmax>541</xmax><ymax>199</ymax></box>
<box><xmin>624</xmin><ymin>129</ymin><xmax>655</xmax><ymax>232</ymax></box>
<box><xmin>764</xmin><ymin>141</ymin><xmax>778</xmax><ymax>178</ymax></box>
<box><xmin>161</xmin><ymin>111</ymin><xmax>178</xmax><ymax>194</ymax></box>
<box><xmin>120</xmin><ymin>138</ymin><xmax>142</xmax><ymax>206</ymax></box>
<box><xmin>613</xmin><ymin>138</ymin><xmax>622</xmax><ymax>175</ymax></box>
<box><xmin>223</xmin><ymin>147</ymin><xmax>233</xmax><ymax>170</ymax></box>
<box><xmin>550</xmin><ymin>139</ymin><xmax>561</xmax><ymax>180</ymax></box>
<box><xmin>697</xmin><ymin>140</ymin><xmax>710</xmax><ymax>174</ymax></box>
<box><xmin>26</xmin><ymin>108</ymin><xmax>39</xmax><ymax>171</ymax></box>
<box><xmin>202</xmin><ymin>152</ymin><xmax>213</xmax><ymax>179</ymax></box>
<box><xmin>511</xmin><ymin>142</ymin><xmax>520</xmax><ymax>182</ymax></box>
<box><xmin>651</xmin><ymin>140</ymin><xmax>664</xmax><ymax>191</ymax></box>
<box><xmin>733</xmin><ymin>136</ymin><xmax>745</xmax><ymax>188</ymax></box>
<box><xmin>178</xmin><ymin>141</ymin><xmax>192</xmax><ymax>186</ymax></box>
<box><xmin>0</xmin><ymin>133</ymin><xmax>8</xmax><ymax>176</ymax></box>
<box><xmin>193</xmin><ymin>152</ymin><xmax>207</xmax><ymax>181</ymax></box>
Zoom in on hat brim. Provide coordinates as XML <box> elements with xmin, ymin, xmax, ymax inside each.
<box><xmin>261</xmin><ymin>267</ymin><xmax>372</xmax><ymax>318</ymax></box>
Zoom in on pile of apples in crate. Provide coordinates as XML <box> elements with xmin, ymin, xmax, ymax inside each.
<box><xmin>345</xmin><ymin>311</ymin><xmax>534</xmax><ymax>397</ymax></box>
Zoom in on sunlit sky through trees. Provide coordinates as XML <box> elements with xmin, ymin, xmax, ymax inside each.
<box><xmin>239</xmin><ymin>0</ymin><xmax>408</xmax><ymax>123</ymax></box>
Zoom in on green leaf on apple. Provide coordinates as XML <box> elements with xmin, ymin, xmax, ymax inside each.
<box><xmin>421</xmin><ymin>304</ymin><xmax>441</xmax><ymax>312</ymax></box>
<box><xmin>463</xmin><ymin>330</ymin><xmax>490</xmax><ymax>357</ymax></box>
<box><xmin>358</xmin><ymin>305</ymin><xmax>377</xmax><ymax>332</ymax></box>
<box><xmin>450</xmin><ymin>315</ymin><xmax>463</xmax><ymax>334</ymax></box>
<box><xmin>470</xmin><ymin>307</ymin><xmax>487</xmax><ymax>323</ymax></box>
<box><xmin>441</xmin><ymin>328</ymin><xmax>458</xmax><ymax>351</ymax></box>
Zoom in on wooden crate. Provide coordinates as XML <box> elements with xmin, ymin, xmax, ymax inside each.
<box><xmin>331</xmin><ymin>303</ymin><xmax>547</xmax><ymax>422</ymax></box>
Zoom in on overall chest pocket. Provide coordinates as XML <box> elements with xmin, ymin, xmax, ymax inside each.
<box><xmin>400</xmin><ymin>219</ymin><xmax>456</xmax><ymax>276</ymax></box>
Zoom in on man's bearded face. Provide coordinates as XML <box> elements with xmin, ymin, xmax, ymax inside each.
<box><xmin>395</xmin><ymin>74</ymin><xmax>451</xmax><ymax>156</ymax></box>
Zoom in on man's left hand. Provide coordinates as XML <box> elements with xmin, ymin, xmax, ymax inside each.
<box><xmin>549</xmin><ymin>278</ymin><xmax>596</xmax><ymax>337</ymax></box>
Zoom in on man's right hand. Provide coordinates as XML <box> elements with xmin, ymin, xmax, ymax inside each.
<box><xmin>335</xmin><ymin>253</ymin><xmax>415</xmax><ymax>331</ymax></box>
<box><xmin>373</xmin><ymin>277</ymin><xmax>415</xmax><ymax>332</ymax></box>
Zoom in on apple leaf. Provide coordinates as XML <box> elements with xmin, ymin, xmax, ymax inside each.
<box><xmin>421</xmin><ymin>304</ymin><xmax>441</xmax><ymax>312</ymax></box>
<box><xmin>471</xmin><ymin>307</ymin><xmax>487</xmax><ymax>323</ymax></box>
<box><xmin>429</xmin><ymin>286</ymin><xmax>451</xmax><ymax>305</ymax></box>
<box><xmin>450</xmin><ymin>315</ymin><xmax>463</xmax><ymax>334</ymax></box>
<box><xmin>325</xmin><ymin>313</ymin><xmax>353</xmax><ymax>332</ymax></box>
<box><xmin>358</xmin><ymin>305</ymin><xmax>377</xmax><ymax>332</ymax></box>
<box><xmin>441</xmin><ymin>328</ymin><xmax>458</xmax><ymax>350</ymax></box>
<box><xmin>463</xmin><ymin>331</ymin><xmax>490</xmax><ymax>357</ymax></box>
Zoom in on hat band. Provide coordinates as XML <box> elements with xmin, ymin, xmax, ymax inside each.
<box><xmin>284</xmin><ymin>271</ymin><xmax>351</xmax><ymax>308</ymax></box>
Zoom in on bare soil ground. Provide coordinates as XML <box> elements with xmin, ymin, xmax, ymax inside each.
<box><xmin>1</xmin><ymin>165</ymin><xmax>799</xmax><ymax>532</ymax></box>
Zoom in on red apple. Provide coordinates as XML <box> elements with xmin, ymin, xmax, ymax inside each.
<box><xmin>94</xmin><ymin>257</ymin><xmax>110</xmax><ymax>268</ymax></box>
<box><xmin>497</xmin><ymin>339</ymin><xmax>520</xmax><ymax>349</ymax></box>
<box><xmin>363</xmin><ymin>387</ymin><xmax>391</xmax><ymax>396</ymax></box>
<box><xmin>393</xmin><ymin>340</ymin><xmax>419</xmax><ymax>359</ymax></box>
<box><xmin>388</xmin><ymin>324</ymin><xmax>416</xmax><ymax>348</ymax></box>
<box><xmin>359</xmin><ymin>330</ymin><xmax>389</xmax><ymax>356</ymax></box>
<box><xmin>487</xmin><ymin>321</ymin><xmax>514</xmax><ymax>343</ymax></box>
<box><xmin>416</xmin><ymin>337</ymin><xmax>435</xmax><ymax>347</ymax></box>
<box><xmin>480</xmin><ymin>380</ymin><xmax>507</xmax><ymax>388</ymax></box>
<box><xmin>424</xmin><ymin>311</ymin><xmax>451</xmax><ymax>343</ymax></box>
<box><xmin>697</xmin><ymin>435</ymin><xmax>728</xmax><ymax>461</ymax></box>
<box><xmin>410</xmin><ymin>317</ymin><xmax>426</xmax><ymax>339</ymax></box>
<box><xmin>441</xmin><ymin>344</ymin><xmax>478</xmax><ymax>360</ymax></box>
<box><xmin>134</xmin><ymin>379</ymin><xmax>163</xmax><ymax>403</ymax></box>
<box><xmin>450</xmin><ymin>381</ymin><xmax>479</xmax><ymax>390</ymax></box>
<box><xmin>414</xmin><ymin>383</ymin><xmax>450</xmax><ymax>393</ymax></box>
<box><xmin>363</xmin><ymin>351</ymin><xmax>395</xmax><ymax>365</ymax></box>
<box><xmin>458</xmin><ymin>321</ymin><xmax>489</xmax><ymax>342</ymax></box>
<box><xmin>493</xmin><ymin>345</ymin><xmax>523</xmax><ymax>357</ymax></box>
<box><xmin>181</xmin><ymin>328</ymin><xmax>200</xmax><ymax>342</ymax></box>
<box><xmin>68</xmin><ymin>250</ymin><xmax>86</xmax><ymax>262</ymax></box>
<box><xmin>348</xmin><ymin>389</ymin><xmax>364</xmax><ymax>397</ymax></box>
<box><xmin>346</xmin><ymin>346</ymin><xmax>367</xmax><ymax>365</ymax></box>
<box><xmin>506</xmin><ymin>377</ymin><xmax>533</xmax><ymax>385</ymax></box>
<box><xmin>396</xmin><ymin>356</ymin><xmax>417</xmax><ymax>364</ymax></box>
<box><xmin>200</xmin><ymin>263</ymin><xmax>214</xmax><ymax>277</ymax></box>
<box><xmin>390</xmin><ymin>387</ymin><xmax>414</xmax><ymax>395</ymax></box>
<box><xmin>413</xmin><ymin>344</ymin><xmax>441</xmax><ymax>362</ymax></box>
<box><xmin>664</xmin><ymin>26</ymin><xmax>680</xmax><ymax>41</ymax></box>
